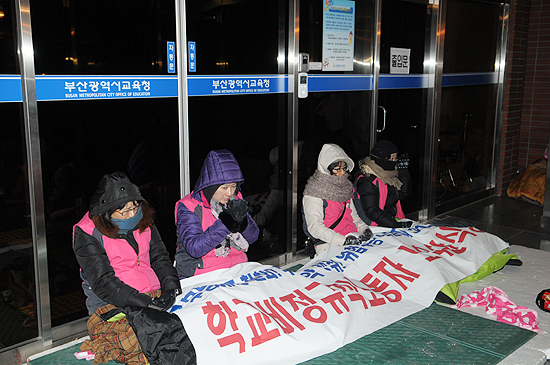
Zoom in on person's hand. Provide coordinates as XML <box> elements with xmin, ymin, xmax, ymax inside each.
<box><xmin>396</xmin><ymin>153</ymin><xmax>409</xmax><ymax>170</ymax></box>
<box><xmin>229</xmin><ymin>234</ymin><xmax>249</xmax><ymax>252</ymax></box>
<box><xmin>226</xmin><ymin>199</ymin><xmax>248</xmax><ymax>222</ymax></box>
<box><xmin>148</xmin><ymin>289</ymin><xmax>179</xmax><ymax>311</ymax></box>
<box><xmin>214</xmin><ymin>240</ymin><xmax>231</xmax><ymax>257</ymax></box>
<box><xmin>344</xmin><ymin>235</ymin><xmax>361</xmax><ymax>245</ymax></box>
<box><xmin>220</xmin><ymin>200</ymin><xmax>248</xmax><ymax>232</ymax></box>
<box><xmin>398</xmin><ymin>220</ymin><xmax>413</xmax><ymax>228</ymax></box>
<box><xmin>358</xmin><ymin>228</ymin><xmax>373</xmax><ymax>243</ymax></box>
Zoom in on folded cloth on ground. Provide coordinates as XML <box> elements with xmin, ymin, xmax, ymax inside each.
<box><xmin>74</xmin><ymin>350</ymin><xmax>95</xmax><ymax>361</ymax></box>
<box><xmin>456</xmin><ymin>286</ymin><xmax>540</xmax><ymax>333</ymax></box>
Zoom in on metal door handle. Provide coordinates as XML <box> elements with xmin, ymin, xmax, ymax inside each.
<box><xmin>377</xmin><ymin>106</ymin><xmax>386</xmax><ymax>132</ymax></box>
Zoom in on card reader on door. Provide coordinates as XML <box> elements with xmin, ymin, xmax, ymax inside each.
<box><xmin>298</xmin><ymin>72</ymin><xmax>308</xmax><ymax>98</ymax></box>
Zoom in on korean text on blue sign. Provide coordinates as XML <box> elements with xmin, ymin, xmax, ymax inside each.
<box><xmin>188</xmin><ymin>41</ymin><xmax>196</xmax><ymax>73</ymax></box>
<box><xmin>35</xmin><ymin>76</ymin><xmax>178</xmax><ymax>101</ymax></box>
<box><xmin>187</xmin><ymin>75</ymin><xmax>288</xmax><ymax>96</ymax></box>
<box><xmin>167</xmin><ymin>42</ymin><xmax>176</xmax><ymax>74</ymax></box>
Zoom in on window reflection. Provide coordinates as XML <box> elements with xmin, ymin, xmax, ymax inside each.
<box><xmin>0</xmin><ymin>103</ymin><xmax>39</xmax><ymax>347</ymax></box>
<box><xmin>437</xmin><ymin>0</ymin><xmax>500</xmax><ymax>206</ymax></box>
<box><xmin>30</xmin><ymin>0</ymin><xmax>176</xmax><ymax>75</ymax></box>
<box><xmin>37</xmin><ymin>98</ymin><xmax>180</xmax><ymax>326</ymax></box>
<box><xmin>437</xmin><ymin>84</ymin><xmax>495</xmax><ymax>203</ymax></box>
<box><xmin>188</xmin><ymin>94</ymin><xmax>285</xmax><ymax>261</ymax></box>
<box><xmin>185</xmin><ymin>0</ymin><xmax>279</xmax><ymax>75</ymax></box>
<box><xmin>0</xmin><ymin>0</ymin><xmax>18</xmax><ymax>74</ymax></box>
<box><xmin>443</xmin><ymin>0</ymin><xmax>499</xmax><ymax>73</ymax></box>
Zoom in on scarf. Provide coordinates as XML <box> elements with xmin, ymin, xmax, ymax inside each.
<box><xmin>303</xmin><ymin>169</ymin><xmax>353</xmax><ymax>202</ymax></box>
<box><xmin>359</xmin><ymin>157</ymin><xmax>403</xmax><ymax>190</ymax></box>
<box><xmin>111</xmin><ymin>207</ymin><xmax>144</xmax><ymax>235</ymax></box>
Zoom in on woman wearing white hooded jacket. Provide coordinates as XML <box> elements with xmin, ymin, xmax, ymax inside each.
<box><xmin>302</xmin><ymin>143</ymin><xmax>372</xmax><ymax>256</ymax></box>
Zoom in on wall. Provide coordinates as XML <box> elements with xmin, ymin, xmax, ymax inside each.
<box><xmin>520</xmin><ymin>0</ymin><xmax>550</xmax><ymax>167</ymax></box>
<box><xmin>499</xmin><ymin>0</ymin><xmax>550</xmax><ymax>195</ymax></box>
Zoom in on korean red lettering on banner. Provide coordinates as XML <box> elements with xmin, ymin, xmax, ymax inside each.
<box><xmin>397</xmin><ymin>226</ymin><xmax>484</xmax><ymax>261</ymax></box>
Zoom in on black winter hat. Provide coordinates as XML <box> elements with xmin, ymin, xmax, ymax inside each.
<box><xmin>89</xmin><ymin>172</ymin><xmax>144</xmax><ymax>217</ymax></box>
<box><xmin>370</xmin><ymin>140</ymin><xmax>398</xmax><ymax>160</ymax></box>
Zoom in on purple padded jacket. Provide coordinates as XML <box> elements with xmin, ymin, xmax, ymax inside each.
<box><xmin>174</xmin><ymin>150</ymin><xmax>259</xmax><ymax>278</ymax></box>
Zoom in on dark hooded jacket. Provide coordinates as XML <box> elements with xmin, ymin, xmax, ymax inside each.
<box><xmin>174</xmin><ymin>150</ymin><xmax>259</xmax><ymax>278</ymax></box>
<box><xmin>73</xmin><ymin>172</ymin><xmax>180</xmax><ymax>315</ymax></box>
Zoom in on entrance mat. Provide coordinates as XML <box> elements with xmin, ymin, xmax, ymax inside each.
<box><xmin>301</xmin><ymin>303</ymin><xmax>537</xmax><ymax>364</ymax></box>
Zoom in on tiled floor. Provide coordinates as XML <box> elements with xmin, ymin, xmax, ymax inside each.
<box><xmin>429</xmin><ymin>195</ymin><xmax>550</xmax><ymax>250</ymax></box>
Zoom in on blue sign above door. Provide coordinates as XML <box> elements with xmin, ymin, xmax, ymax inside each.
<box><xmin>0</xmin><ymin>72</ymin><xmax>499</xmax><ymax>102</ymax></box>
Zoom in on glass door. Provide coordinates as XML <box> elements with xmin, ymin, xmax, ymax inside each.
<box><xmin>0</xmin><ymin>0</ymin><xmax>42</xmax><ymax>356</ymax></box>
<box><xmin>184</xmin><ymin>0</ymin><xmax>289</xmax><ymax>263</ymax></box>
<box><xmin>376</xmin><ymin>0</ymin><xmax>433</xmax><ymax>217</ymax></box>
<box><xmin>296</xmin><ymin>0</ymin><xmax>376</xmax><ymax>247</ymax></box>
<box><xmin>436</xmin><ymin>0</ymin><xmax>504</xmax><ymax>211</ymax></box>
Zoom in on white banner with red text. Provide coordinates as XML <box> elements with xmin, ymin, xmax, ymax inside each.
<box><xmin>171</xmin><ymin>223</ymin><xmax>509</xmax><ymax>365</ymax></box>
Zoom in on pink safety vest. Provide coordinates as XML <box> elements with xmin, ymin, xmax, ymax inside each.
<box><xmin>175</xmin><ymin>191</ymin><xmax>247</xmax><ymax>276</ymax></box>
<box><xmin>371</xmin><ymin>177</ymin><xmax>405</xmax><ymax>226</ymax></box>
<box><xmin>74</xmin><ymin>214</ymin><xmax>161</xmax><ymax>293</ymax></box>
<box><xmin>323</xmin><ymin>199</ymin><xmax>358</xmax><ymax>236</ymax></box>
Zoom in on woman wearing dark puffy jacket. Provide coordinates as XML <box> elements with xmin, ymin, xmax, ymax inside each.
<box><xmin>353</xmin><ymin>140</ymin><xmax>412</xmax><ymax>228</ymax></box>
<box><xmin>73</xmin><ymin>171</ymin><xmax>181</xmax><ymax>364</ymax></box>
<box><xmin>174</xmin><ymin>149</ymin><xmax>259</xmax><ymax>278</ymax></box>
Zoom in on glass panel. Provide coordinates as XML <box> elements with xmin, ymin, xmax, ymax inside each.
<box><xmin>185</xmin><ymin>0</ymin><xmax>285</xmax><ymax>262</ymax></box>
<box><xmin>27</xmin><ymin>0</ymin><xmax>180</xmax><ymax>328</ymax></box>
<box><xmin>300</xmin><ymin>0</ymin><xmax>374</xmax><ymax>74</ymax></box>
<box><xmin>188</xmin><ymin>94</ymin><xmax>285</xmax><ymax>261</ymax></box>
<box><xmin>0</xmin><ymin>0</ymin><xmax>18</xmax><ymax>74</ymax></box>
<box><xmin>297</xmin><ymin>0</ymin><xmax>375</xmax><ymax>246</ymax></box>
<box><xmin>376</xmin><ymin>88</ymin><xmax>426</xmax><ymax>214</ymax></box>
<box><xmin>437</xmin><ymin>0</ymin><xmax>501</xmax><ymax>206</ymax></box>
<box><xmin>37</xmin><ymin>98</ymin><xmax>180</xmax><ymax>326</ymax></box>
<box><xmin>443</xmin><ymin>0</ymin><xmax>499</xmax><ymax>73</ymax></box>
<box><xmin>380</xmin><ymin>0</ymin><xmax>427</xmax><ymax>74</ymax></box>
<box><xmin>298</xmin><ymin>0</ymin><xmax>375</xmax><ymax>158</ymax></box>
<box><xmin>186</xmin><ymin>0</ymin><xmax>280</xmax><ymax>75</ymax></box>
<box><xmin>30</xmin><ymin>0</ymin><xmax>176</xmax><ymax>75</ymax></box>
<box><xmin>438</xmin><ymin>84</ymin><xmax>495</xmax><ymax>203</ymax></box>
<box><xmin>298</xmin><ymin>0</ymin><xmax>376</xmax><ymax>161</ymax></box>
<box><xmin>377</xmin><ymin>0</ymin><xmax>429</xmax><ymax>214</ymax></box>
<box><xmin>0</xmin><ymin>102</ymin><xmax>39</xmax><ymax>347</ymax></box>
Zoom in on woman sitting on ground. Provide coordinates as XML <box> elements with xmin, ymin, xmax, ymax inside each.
<box><xmin>73</xmin><ymin>171</ymin><xmax>181</xmax><ymax>364</ymax></box>
<box><xmin>353</xmin><ymin>140</ymin><xmax>412</xmax><ymax>228</ymax></box>
<box><xmin>174</xmin><ymin>149</ymin><xmax>259</xmax><ymax>278</ymax></box>
<box><xmin>302</xmin><ymin>143</ymin><xmax>372</xmax><ymax>257</ymax></box>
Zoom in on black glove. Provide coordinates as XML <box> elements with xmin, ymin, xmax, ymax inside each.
<box><xmin>148</xmin><ymin>289</ymin><xmax>179</xmax><ymax>311</ymax></box>
<box><xmin>344</xmin><ymin>235</ymin><xmax>361</xmax><ymax>245</ymax></box>
<box><xmin>358</xmin><ymin>228</ymin><xmax>373</xmax><ymax>242</ymax></box>
<box><xmin>220</xmin><ymin>199</ymin><xmax>248</xmax><ymax>233</ymax></box>
<box><xmin>396</xmin><ymin>153</ymin><xmax>409</xmax><ymax>170</ymax></box>
<box><xmin>398</xmin><ymin>220</ymin><xmax>413</xmax><ymax>228</ymax></box>
<box><xmin>227</xmin><ymin>199</ymin><xmax>248</xmax><ymax>221</ymax></box>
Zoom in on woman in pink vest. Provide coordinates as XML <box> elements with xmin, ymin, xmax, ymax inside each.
<box><xmin>302</xmin><ymin>143</ymin><xmax>372</xmax><ymax>256</ymax></box>
<box><xmin>353</xmin><ymin>140</ymin><xmax>412</xmax><ymax>228</ymax></box>
<box><xmin>73</xmin><ymin>172</ymin><xmax>181</xmax><ymax>363</ymax></box>
<box><xmin>174</xmin><ymin>149</ymin><xmax>259</xmax><ymax>278</ymax></box>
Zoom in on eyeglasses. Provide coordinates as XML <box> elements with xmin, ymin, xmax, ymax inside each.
<box><xmin>117</xmin><ymin>202</ymin><xmax>141</xmax><ymax>217</ymax></box>
<box><xmin>332</xmin><ymin>166</ymin><xmax>348</xmax><ymax>173</ymax></box>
